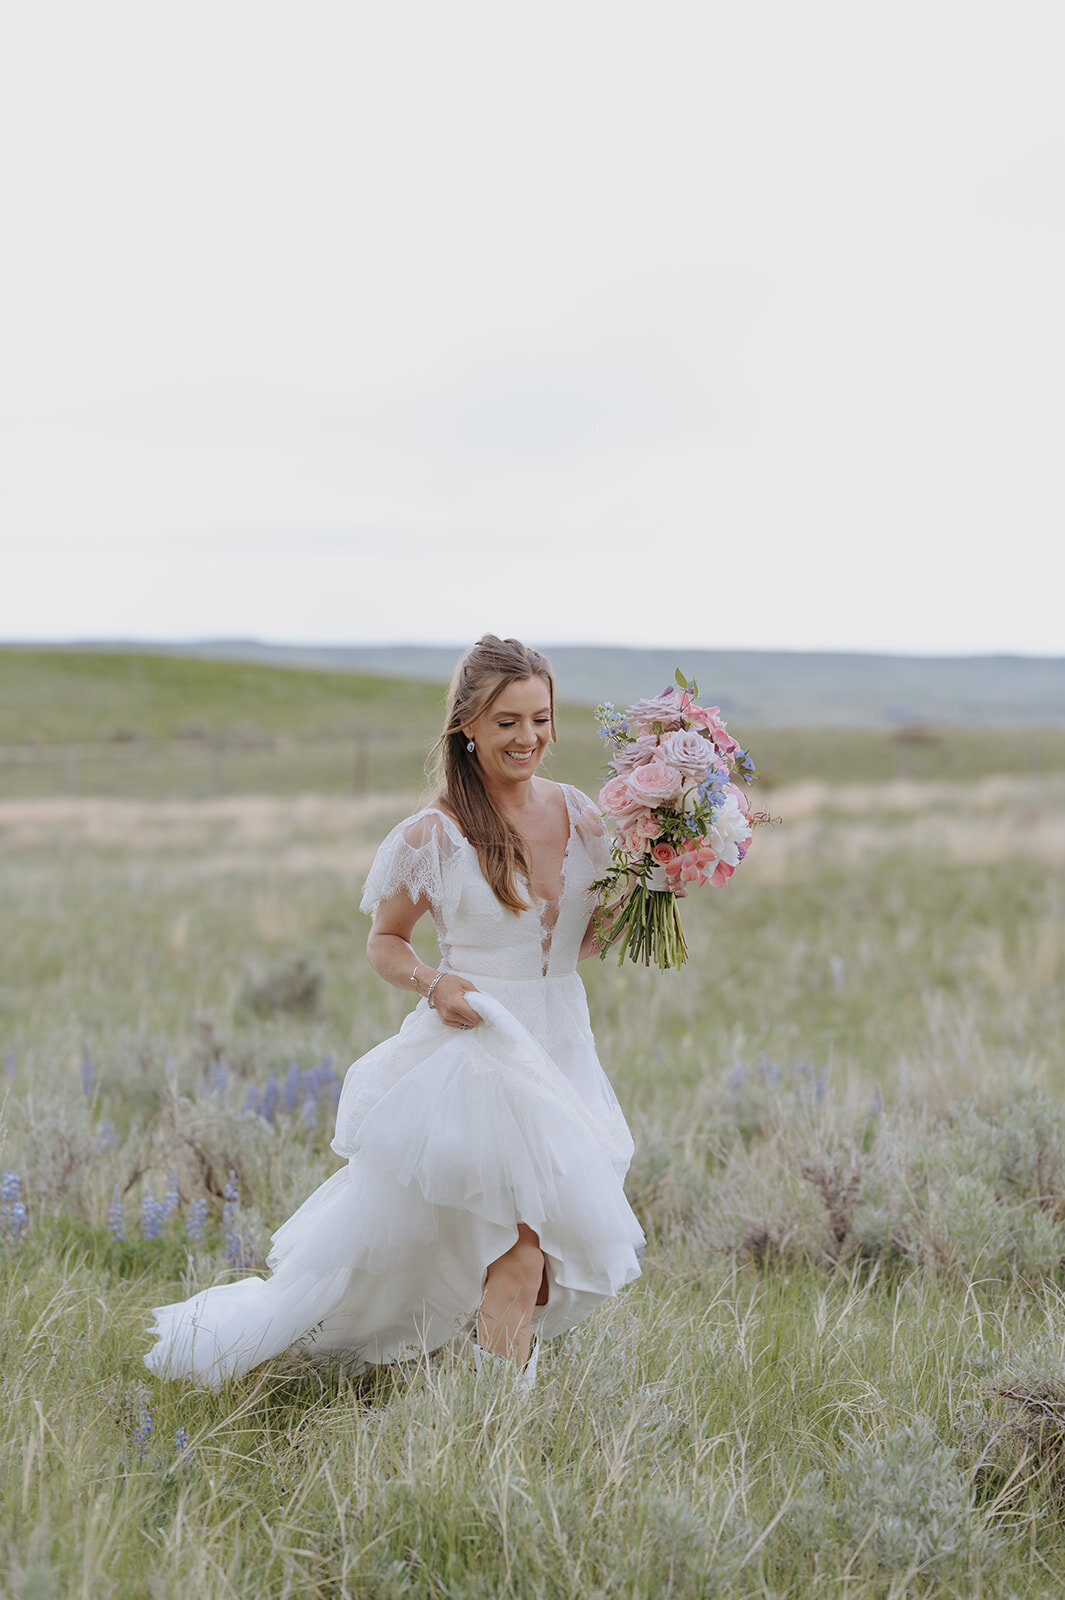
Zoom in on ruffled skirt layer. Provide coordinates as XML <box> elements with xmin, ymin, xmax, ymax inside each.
<box><xmin>145</xmin><ymin>981</ymin><xmax>645</xmax><ymax>1387</ymax></box>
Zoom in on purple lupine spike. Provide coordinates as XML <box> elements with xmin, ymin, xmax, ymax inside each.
<box><xmin>160</xmin><ymin>1171</ymin><xmax>180</xmax><ymax>1221</ymax></box>
<box><xmin>262</xmin><ymin>1075</ymin><xmax>281</xmax><ymax>1122</ymax></box>
<box><xmin>300</xmin><ymin>1097</ymin><xmax>317</xmax><ymax>1131</ymax></box>
<box><xmin>140</xmin><ymin>1187</ymin><xmax>164</xmax><ymax>1241</ymax></box>
<box><xmin>283</xmin><ymin>1064</ymin><xmax>301</xmax><ymax>1112</ymax></box>
<box><xmin>185</xmin><ymin>1196</ymin><xmax>208</xmax><ymax>1243</ymax></box>
<box><xmin>133</xmin><ymin>1407</ymin><xmax>153</xmax><ymax>1461</ymax></box>
<box><xmin>106</xmin><ymin>1188</ymin><xmax>125</xmax><ymax>1242</ymax></box>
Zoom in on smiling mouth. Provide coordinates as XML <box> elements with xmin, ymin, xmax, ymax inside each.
<box><xmin>505</xmin><ymin>750</ymin><xmax>536</xmax><ymax>761</ymax></box>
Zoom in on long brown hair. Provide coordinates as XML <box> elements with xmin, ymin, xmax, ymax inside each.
<box><xmin>429</xmin><ymin>634</ymin><xmax>556</xmax><ymax>912</ymax></box>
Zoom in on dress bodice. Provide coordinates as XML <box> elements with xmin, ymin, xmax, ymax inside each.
<box><xmin>360</xmin><ymin>784</ymin><xmax>611</xmax><ymax>980</ymax></box>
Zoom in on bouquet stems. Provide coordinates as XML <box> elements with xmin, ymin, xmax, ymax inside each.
<box><xmin>598</xmin><ymin>884</ymin><xmax>688</xmax><ymax>970</ymax></box>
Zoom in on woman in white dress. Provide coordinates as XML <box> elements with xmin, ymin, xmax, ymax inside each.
<box><xmin>145</xmin><ymin>635</ymin><xmax>645</xmax><ymax>1389</ymax></box>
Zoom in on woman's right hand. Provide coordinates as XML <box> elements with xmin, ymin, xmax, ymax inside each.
<box><xmin>429</xmin><ymin>973</ymin><xmax>481</xmax><ymax>1029</ymax></box>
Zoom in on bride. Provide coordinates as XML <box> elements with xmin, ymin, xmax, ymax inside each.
<box><xmin>145</xmin><ymin>634</ymin><xmax>645</xmax><ymax>1389</ymax></box>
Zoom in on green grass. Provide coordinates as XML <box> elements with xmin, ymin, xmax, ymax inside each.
<box><xmin>3</xmin><ymin>650</ymin><xmax>1065</xmax><ymax>805</ymax></box>
<box><xmin>3</xmin><ymin>688</ymin><xmax>1065</xmax><ymax>1593</ymax></box>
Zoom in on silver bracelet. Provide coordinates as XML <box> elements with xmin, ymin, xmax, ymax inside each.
<box><xmin>409</xmin><ymin>964</ymin><xmax>423</xmax><ymax>990</ymax></box>
<box><xmin>425</xmin><ymin>972</ymin><xmax>444</xmax><ymax>1009</ymax></box>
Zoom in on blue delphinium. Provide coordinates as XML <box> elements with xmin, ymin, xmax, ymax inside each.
<box><xmin>185</xmin><ymin>1196</ymin><xmax>208</xmax><ymax>1243</ymax></box>
<box><xmin>107</xmin><ymin>1187</ymin><xmax>125</xmax><ymax>1242</ymax></box>
<box><xmin>133</xmin><ymin>1407</ymin><xmax>153</xmax><ymax>1462</ymax></box>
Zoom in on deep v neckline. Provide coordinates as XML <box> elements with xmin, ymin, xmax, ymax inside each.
<box><xmin>521</xmin><ymin>783</ymin><xmax>575</xmax><ymax>911</ymax></box>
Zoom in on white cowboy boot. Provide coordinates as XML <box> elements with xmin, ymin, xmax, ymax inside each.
<box><xmin>472</xmin><ymin>1334</ymin><xmax>539</xmax><ymax>1392</ymax></box>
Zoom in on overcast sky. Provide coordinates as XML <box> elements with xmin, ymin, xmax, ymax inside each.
<box><xmin>2</xmin><ymin>1</ymin><xmax>1062</xmax><ymax>654</ymax></box>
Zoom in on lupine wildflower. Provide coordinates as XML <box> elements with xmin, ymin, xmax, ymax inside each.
<box><xmin>185</xmin><ymin>1196</ymin><xmax>208</xmax><ymax>1243</ymax></box>
<box><xmin>107</xmin><ymin>1187</ymin><xmax>125</xmax><ymax>1242</ymax></box>
<box><xmin>160</xmin><ymin>1171</ymin><xmax>180</xmax><ymax>1222</ymax></box>
<box><xmin>300</xmin><ymin>1096</ymin><xmax>317</xmax><ymax>1130</ymax></box>
<box><xmin>133</xmin><ymin>1407</ymin><xmax>153</xmax><ymax>1461</ymax></box>
<box><xmin>140</xmin><ymin>1186</ymin><xmax>165</xmax><ymax>1241</ymax></box>
<box><xmin>283</xmin><ymin>1064</ymin><xmax>301</xmax><ymax>1112</ymax></box>
<box><xmin>95</xmin><ymin>1119</ymin><xmax>119</xmax><ymax>1153</ymax></box>
<box><xmin>174</xmin><ymin>1426</ymin><xmax>193</xmax><ymax>1464</ymax></box>
<box><xmin>243</xmin><ymin>1084</ymin><xmax>261</xmax><ymax>1116</ymax></box>
<box><xmin>80</xmin><ymin>1049</ymin><xmax>94</xmax><ymax>1096</ymax></box>
<box><xmin>1</xmin><ymin>1172</ymin><xmax>26</xmax><ymax>1239</ymax></box>
<box><xmin>203</xmin><ymin>1060</ymin><xmax>228</xmax><ymax>1096</ymax></box>
<box><xmin>222</xmin><ymin>1170</ymin><xmax>249</xmax><ymax>1268</ymax></box>
<box><xmin>262</xmin><ymin>1074</ymin><xmax>281</xmax><ymax>1122</ymax></box>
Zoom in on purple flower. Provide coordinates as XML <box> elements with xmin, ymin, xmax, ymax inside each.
<box><xmin>107</xmin><ymin>1188</ymin><xmax>125</xmax><ymax>1242</ymax></box>
<box><xmin>140</xmin><ymin>1187</ymin><xmax>164</xmax><ymax>1241</ymax></box>
<box><xmin>185</xmin><ymin>1196</ymin><xmax>208</xmax><ymax>1243</ymax></box>
<box><xmin>174</xmin><ymin>1426</ymin><xmax>193</xmax><ymax>1464</ymax></box>
<box><xmin>263</xmin><ymin>1075</ymin><xmax>281</xmax><ymax>1122</ymax></box>
<box><xmin>160</xmin><ymin>1171</ymin><xmax>180</xmax><ymax>1221</ymax></box>
<box><xmin>283</xmin><ymin>1064</ymin><xmax>301</xmax><ymax>1112</ymax></box>
<box><xmin>1</xmin><ymin>1172</ymin><xmax>26</xmax><ymax>1239</ymax></box>
<box><xmin>133</xmin><ymin>1407</ymin><xmax>153</xmax><ymax>1461</ymax></box>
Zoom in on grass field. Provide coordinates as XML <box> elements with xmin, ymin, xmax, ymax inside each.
<box><xmin>2</xmin><ymin>655</ymin><xmax>1065</xmax><ymax>1596</ymax></box>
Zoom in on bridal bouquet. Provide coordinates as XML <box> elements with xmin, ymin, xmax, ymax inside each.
<box><xmin>592</xmin><ymin>671</ymin><xmax>758</xmax><ymax>969</ymax></box>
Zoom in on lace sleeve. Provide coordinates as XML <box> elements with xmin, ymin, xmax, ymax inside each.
<box><xmin>568</xmin><ymin>786</ymin><xmax>612</xmax><ymax>878</ymax></box>
<box><xmin>360</xmin><ymin>812</ymin><xmax>455</xmax><ymax>919</ymax></box>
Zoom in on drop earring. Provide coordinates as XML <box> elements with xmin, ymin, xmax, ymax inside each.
<box><xmin>466</xmin><ymin>739</ymin><xmax>475</xmax><ymax>753</ymax></box>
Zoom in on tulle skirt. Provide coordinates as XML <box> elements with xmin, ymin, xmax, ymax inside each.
<box><xmin>144</xmin><ymin>979</ymin><xmax>645</xmax><ymax>1387</ymax></box>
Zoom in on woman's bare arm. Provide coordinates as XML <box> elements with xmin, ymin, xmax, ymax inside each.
<box><xmin>367</xmin><ymin>890</ymin><xmax>481</xmax><ymax>1028</ymax></box>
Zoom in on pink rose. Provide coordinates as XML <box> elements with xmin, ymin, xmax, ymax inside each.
<box><xmin>659</xmin><ymin>729</ymin><xmax>713</xmax><ymax>779</ymax></box>
<box><xmin>624</xmin><ymin>691</ymin><xmax>687</xmax><ymax>732</ymax></box>
<box><xmin>635</xmin><ymin>813</ymin><xmax>660</xmax><ymax>839</ymax></box>
<box><xmin>677</xmin><ymin>695</ymin><xmax>722</xmax><ymax>732</ymax></box>
<box><xmin>725</xmin><ymin>781</ymin><xmax>750</xmax><ymax>816</ymax></box>
<box><xmin>598</xmin><ymin>774</ymin><xmax>642</xmax><ymax>819</ymax></box>
<box><xmin>651</xmin><ymin>841</ymin><xmax>677</xmax><ymax>866</ymax></box>
<box><xmin>626</xmin><ymin>760</ymin><xmax>683</xmax><ymax>807</ymax></box>
<box><xmin>612</xmin><ymin>734</ymin><xmax>660</xmax><ymax>775</ymax></box>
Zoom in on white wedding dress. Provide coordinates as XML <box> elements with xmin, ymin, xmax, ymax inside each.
<box><xmin>144</xmin><ymin>783</ymin><xmax>645</xmax><ymax>1387</ymax></box>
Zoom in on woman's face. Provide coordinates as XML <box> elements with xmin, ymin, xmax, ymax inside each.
<box><xmin>464</xmin><ymin>675</ymin><xmax>553</xmax><ymax>790</ymax></box>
